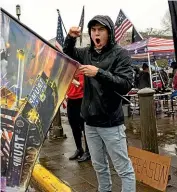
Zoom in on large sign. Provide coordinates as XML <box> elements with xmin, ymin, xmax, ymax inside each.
<box><xmin>0</xmin><ymin>8</ymin><xmax>79</xmax><ymax>191</ymax></box>
<box><xmin>128</xmin><ymin>146</ymin><xmax>171</xmax><ymax>191</ymax></box>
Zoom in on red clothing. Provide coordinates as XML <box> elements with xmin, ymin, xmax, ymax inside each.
<box><xmin>173</xmin><ymin>71</ymin><xmax>177</xmax><ymax>90</ymax></box>
<box><xmin>67</xmin><ymin>74</ymin><xmax>84</xmax><ymax>99</ymax></box>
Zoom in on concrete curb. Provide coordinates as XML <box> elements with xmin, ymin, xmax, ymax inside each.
<box><xmin>32</xmin><ymin>164</ymin><xmax>72</xmax><ymax>192</ymax></box>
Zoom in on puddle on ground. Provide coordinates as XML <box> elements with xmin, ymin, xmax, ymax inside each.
<box><xmin>161</xmin><ymin>144</ymin><xmax>177</xmax><ymax>156</ymax></box>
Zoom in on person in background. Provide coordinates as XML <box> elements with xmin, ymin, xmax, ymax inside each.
<box><xmin>159</xmin><ymin>69</ymin><xmax>168</xmax><ymax>89</ymax></box>
<box><xmin>172</xmin><ymin>63</ymin><xmax>177</xmax><ymax>90</ymax></box>
<box><xmin>170</xmin><ymin>62</ymin><xmax>177</xmax><ymax>90</ymax></box>
<box><xmin>138</xmin><ymin>63</ymin><xmax>151</xmax><ymax>89</ymax></box>
<box><xmin>67</xmin><ymin>74</ymin><xmax>91</xmax><ymax>162</ymax></box>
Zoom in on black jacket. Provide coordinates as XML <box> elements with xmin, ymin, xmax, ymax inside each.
<box><xmin>63</xmin><ymin>15</ymin><xmax>133</xmax><ymax>127</ymax></box>
<box><xmin>138</xmin><ymin>71</ymin><xmax>151</xmax><ymax>89</ymax></box>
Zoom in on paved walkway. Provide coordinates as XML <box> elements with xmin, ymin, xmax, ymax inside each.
<box><xmin>38</xmin><ymin>116</ymin><xmax>177</xmax><ymax>192</ymax></box>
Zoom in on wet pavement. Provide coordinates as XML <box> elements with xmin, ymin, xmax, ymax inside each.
<box><xmin>126</xmin><ymin>113</ymin><xmax>177</xmax><ymax>149</ymax></box>
<box><xmin>33</xmin><ymin>115</ymin><xmax>177</xmax><ymax>192</ymax></box>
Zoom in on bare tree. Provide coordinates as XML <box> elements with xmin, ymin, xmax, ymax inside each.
<box><xmin>141</xmin><ymin>27</ymin><xmax>169</xmax><ymax>38</ymax></box>
<box><xmin>139</xmin><ymin>10</ymin><xmax>172</xmax><ymax>38</ymax></box>
<box><xmin>161</xmin><ymin>10</ymin><xmax>172</xmax><ymax>35</ymax></box>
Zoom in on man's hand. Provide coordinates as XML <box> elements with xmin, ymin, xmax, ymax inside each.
<box><xmin>69</xmin><ymin>27</ymin><xmax>81</xmax><ymax>38</ymax></box>
<box><xmin>79</xmin><ymin>65</ymin><xmax>99</xmax><ymax>77</ymax></box>
<box><xmin>72</xmin><ymin>79</ymin><xmax>80</xmax><ymax>87</ymax></box>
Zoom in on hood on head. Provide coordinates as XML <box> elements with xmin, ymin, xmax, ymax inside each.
<box><xmin>87</xmin><ymin>15</ymin><xmax>116</xmax><ymax>50</ymax></box>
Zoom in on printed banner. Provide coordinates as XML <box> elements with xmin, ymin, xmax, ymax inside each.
<box><xmin>0</xmin><ymin>8</ymin><xmax>79</xmax><ymax>191</ymax></box>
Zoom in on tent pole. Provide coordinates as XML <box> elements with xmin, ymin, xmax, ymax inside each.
<box><xmin>148</xmin><ymin>52</ymin><xmax>153</xmax><ymax>88</ymax></box>
<box><xmin>154</xmin><ymin>60</ymin><xmax>165</xmax><ymax>88</ymax></box>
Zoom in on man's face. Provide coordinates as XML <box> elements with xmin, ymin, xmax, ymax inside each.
<box><xmin>90</xmin><ymin>23</ymin><xmax>109</xmax><ymax>49</ymax></box>
<box><xmin>144</xmin><ymin>67</ymin><xmax>149</xmax><ymax>72</ymax></box>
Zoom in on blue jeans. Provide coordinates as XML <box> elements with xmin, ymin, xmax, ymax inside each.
<box><xmin>85</xmin><ymin>124</ymin><xmax>136</xmax><ymax>192</ymax></box>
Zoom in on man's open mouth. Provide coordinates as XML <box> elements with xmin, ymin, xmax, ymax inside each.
<box><xmin>95</xmin><ymin>38</ymin><xmax>100</xmax><ymax>44</ymax></box>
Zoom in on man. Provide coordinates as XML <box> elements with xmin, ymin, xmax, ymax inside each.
<box><xmin>63</xmin><ymin>15</ymin><xmax>136</xmax><ymax>192</ymax></box>
<box><xmin>159</xmin><ymin>69</ymin><xmax>168</xmax><ymax>89</ymax></box>
<box><xmin>138</xmin><ymin>63</ymin><xmax>151</xmax><ymax>89</ymax></box>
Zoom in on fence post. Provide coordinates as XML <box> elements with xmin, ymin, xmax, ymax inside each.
<box><xmin>52</xmin><ymin>108</ymin><xmax>66</xmax><ymax>139</ymax></box>
<box><xmin>137</xmin><ymin>88</ymin><xmax>159</xmax><ymax>154</ymax></box>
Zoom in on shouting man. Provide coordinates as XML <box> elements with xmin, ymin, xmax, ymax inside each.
<box><xmin>63</xmin><ymin>15</ymin><xmax>136</xmax><ymax>192</ymax></box>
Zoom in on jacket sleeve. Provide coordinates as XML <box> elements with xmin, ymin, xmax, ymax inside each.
<box><xmin>95</xmin><ymin>48</ymin><xmax>133</xmax><ymax>95</ymax></box>
<box><xmin>63</xmin><ymin>35</ymin><xmax>86</xmax><ymax>64</ymax></box>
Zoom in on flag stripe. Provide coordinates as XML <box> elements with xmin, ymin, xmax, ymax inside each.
<box><xmin>115</xmin><ymin>22</ymin><xmax>132</xmax><ymax>40</ymax></box>
<box><xmin>115</xmin><ymin>19</ymin><xmax>129</xmax><ymax>33</ymax></box>
<box><xmin>115</xmin><ymin>19</ymin><xmax>132</xmax><ymax>36</ymax></box>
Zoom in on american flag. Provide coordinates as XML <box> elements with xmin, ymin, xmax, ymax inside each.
<box><xmin>55</xmin><ymin>10</ymin><xmax>64</xmax><ymax>51</ymax></box>
<box><xmin>115</xmin><ymin>9</ymin><xmax>133</xmax><ymax>43</ymax></box>
<box><xmin>79</xmin><ymin>6</ymin><xmax>85</xmax><ymax>46</ymax></box>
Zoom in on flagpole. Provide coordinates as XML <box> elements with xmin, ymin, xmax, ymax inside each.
<box><xmin>154</xmin><ymin>60</ymin><xmax>165</xmax><ymax>88</ymax></box>
<box><xmin>79</xmin><ymin>5</ymin><xmax>85</xmax><ymax>46</ymax></box>
<box><xmin>57</xmin><ymin>9</ymin><xmax>67</xmax><ymax>35</ymax></box>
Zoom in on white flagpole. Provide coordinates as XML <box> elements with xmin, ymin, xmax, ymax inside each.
<box><xmin>155</xmin><ymin>61</ymin><xmax>165</xmax><ymax>88</ymax></box>
<box><xmin>148</xmin><ymin>52</ymin><xmax>153</xmax><ymax>88</ymax></box>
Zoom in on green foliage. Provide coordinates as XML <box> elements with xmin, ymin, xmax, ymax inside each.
<box><xmin>156</xmin><ymin>59</ymin><xmax>168</xmax><ymax>68</ymax></box>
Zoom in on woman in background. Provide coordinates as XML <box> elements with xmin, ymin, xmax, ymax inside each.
<box><xmin>67</xmin><ymin>74</ymin><xmax>90</xmax><ymax>162</ymax></box>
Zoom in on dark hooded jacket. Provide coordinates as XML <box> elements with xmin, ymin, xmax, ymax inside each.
<box><xmin>63</xmin><ymin>15</ymin><xmax>133</xmax><ymax>127</ymax></box>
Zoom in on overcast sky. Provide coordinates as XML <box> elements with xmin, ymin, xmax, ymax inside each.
<box><xmin>0</xmin><ymin>0</ymin><xmax>170</xmax><ymax>41</ymax></box>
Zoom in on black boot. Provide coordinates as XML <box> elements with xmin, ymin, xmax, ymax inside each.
<box><xmin>69</xmin><ymin>149</ymin><xmax>84</xmax><ymax>160</ymax></box>
<box><xmin>78</xmin><ymin>151</ymin><xmax>91</xmax><ymax>162</ymax></box>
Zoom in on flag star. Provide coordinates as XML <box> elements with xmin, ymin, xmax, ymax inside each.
<box><xmin>119</xmin><ymin>15</ymin><xmax>123</xmax><ymax>21</ymax></box>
